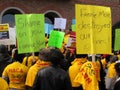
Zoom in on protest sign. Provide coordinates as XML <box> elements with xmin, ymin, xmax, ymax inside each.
<box><xmin>75</xmin><ymin>4</ymin><xmax>112</xmax><ymax>54</ymax></box>
<box><xmin>0</xmin><ymin>27</ymin><xmax>16</xmax><ymax>45</ymax></box>
<box><xmin>48</xmin><ymin>30</ymin><xmax>65</xmax><ymax>48</ymax></box>
<box><xmin>72</xmin><ymin>24</ymin><xmax>76</xmax><ymax>31</ymax></box>
<box><xmin>66</xmin><ymin>31</ymin><xmax>76</xmax><ymax>48</ymax></box>
<box><xmin>45</xmin><ymin>23</ymin><xmax>53</xmax><ymax>35</ymax></box>
<box><xmin>54</xmin><ymin>18</ymin><xmax>66</xmax><ymax>30</ymax></box>
<box><xmin>8</xmin><ymin>27</ymin><xmax>16</xmax><ymax>45</ymax></box>
<box><xmin>15</xmin><ymin>14</ymin><xmax>45</xmax><ymax>54</ymax></box>
<box><xmin>71</xmin><ymin>19</ymin><xmax>76</xmax><ymax>31</ymax></box>
<box><xmin>1</xmin><ymin>27</ymin><xmax>16</xmax><ymax>45</ymax></box>
<box><xmin>45</xmin><ymin>23</ymin><xmax>49</xmax><ymax>34</ymax></box>
<box><xmin>72</xmin><ymin>19</ymin><xmax>76</xmax><ymax>25</ymax></box>
<box><xmin>0</xmin><ymin>24</ymin><xmax>9</xmax><ymax>39</ymax></box>
<box><xmin>114</xmin><ymin>29</ymin><xmax>120</xmax><ymax>51</ymax></box>
<box><xmin>48</xmin><ymin>24</ymin><xmax>53</xmax><ymax>34</ymax></box>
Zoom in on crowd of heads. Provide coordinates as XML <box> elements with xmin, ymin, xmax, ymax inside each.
<box><xmin>1</xmin><ymin>42</ymin><xmax>120</xmax><ymax>90</ymax></box>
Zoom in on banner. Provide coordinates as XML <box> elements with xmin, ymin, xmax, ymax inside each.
<box><xmin>75</xmin><ymin>4</ymin><xmax>112</xmax><ymax>54</ymax></box>
<box><xmin>15</xmin><ymin>14</ymin><xmax>45</xmax><ymax>54</ymax></box>
<box><xmin>48</xmin><ymin>30</ymin><xmax>65</xmax><ymax>48</ymax></box>
<box><xmin>114</xmin><ymin>29</ymin><xmax>120</xmax><ymax>51</ymax></box>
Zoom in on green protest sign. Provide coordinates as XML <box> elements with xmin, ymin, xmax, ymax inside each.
<box><xmin>72</xmin><ymin>24</ymin><xmax>76</xmax><ymax>31</ymax></box>
<box><xmin>15</xmin><ymin>14</ymin><xmax>45</xmax><ymax>54</ymax></box>
<box><xmin>114</xmin><ymin>29</ymin><xmax>120</xmax><ymax>51</ymax></box>
<box><xmin>48</xmin><ymin>30</ymin><xmax>65</xmax><ymax>48</ymax></box>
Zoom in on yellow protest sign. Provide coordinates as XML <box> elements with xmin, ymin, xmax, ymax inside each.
<box><xmin>75</xmin><ymin>4</ymin><xmax>112</xmax><ymax>54</ymax></box>
<box><xmin>0</xmin><ymin>24</ymin><xmax>9</xmax><ymax>32</ymax></box>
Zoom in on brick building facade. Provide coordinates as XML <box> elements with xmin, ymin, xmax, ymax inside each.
<box><xmin>0</xmin><ymin>0</ymin><xmax>120</xmax><ymax>29</ymax></box>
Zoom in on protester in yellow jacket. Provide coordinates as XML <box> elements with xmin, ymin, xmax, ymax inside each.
<box><xmin>105</xmin><ymin>55</ymin><xmax>118</xmax><ymax>90</ymax></box>
<box><xmin>74</xmin><ymin>60</ymin><xmax>100</xmax><ymax>90</ymax></box>
<box><xmin>2</xmin><ymin>49</ymin><xmax>28</xmax><ymax>90</ymax></box>
<box><xmin>68</xmin><ymin>54</ymin><xmax>87</xmax><ymax>90</ymax></box>
<box><xmin>22</xmin><ymin>53</ymin><xmax>39</xmax><ymax>68</ymax></box>
<box><xmin>25</xmin><ymin>48</ymin><xmax>51</xmax><ymax>90</ymax></box>
<box><xmin>0</xmin><ymin>77</ymin><xmax>9</xmax><ymax>90</ymax></box>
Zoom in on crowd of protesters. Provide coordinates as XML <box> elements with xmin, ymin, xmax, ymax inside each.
<box><xmin>0</xmin><ymin>29</ymin><xmax>120</xmax><ymax>90</ymax></box>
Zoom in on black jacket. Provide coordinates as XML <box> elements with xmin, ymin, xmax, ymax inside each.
<box><xmin>113</xmin><ymin>77</ymin><xmax>120</xmax><ymax>90</ymax></box>
<box><xmin>0</xmin><ymin>53</ymin><xmax>12</xmax><ymax>77</ymax></box>
<box><xmin>32</xmin><ymin>65</ymin><xmax>73</xmax><ymax>90</ymax></box>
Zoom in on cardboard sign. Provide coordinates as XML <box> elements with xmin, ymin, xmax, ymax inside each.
<box><xmin>66</xmin><ymin>31</ymin><xmax>76</xmax><ymax>48</ymax></box>
<box><xmin>72</xmin><ymin>24</ymin><xmax>76</xmax><ymax>31</ymax></box>
<box><xmin>0</xmin><ymin>24</ymin><xmax>9</xmax><ymax>39</ymax></box>
<box><xmin>54</xmin><ymin>18</ymin><xmax>66</xmax><ymax>30</ymax></box>
<box><xmin>15</xmin><ymin>14</ymin><xmax>45</xmax><ymax>54</ymax></box>
<box><xmin>45</xmin><ymin>23</ymin><xmax>53</xmax><ymax>35</ymax></box>
<box><xmin>114</xmin><ymin>29</ymin><xmax>120</xmax><ymax>51</ymax></box>
<box><xmin>72</xmin><ymin>19</ymin><xmax>76</xmax><ymax>25</ymax></box>
<box><xmin>48</xmin><ymin>30</ymin><xmax>65</xmax><ymax>48</ymax></box>
<box><xmin>0</xmin><ymin>27</ymin><xmax>16</xmax><ymax>45</ymax></box>
<box><xmin>75</xmin><ymin>4</ymin><xmax>112</xmax><ymax>54</ymax></box>
<box><xmin>0</xmin><ymin>24</ymin><xmax>9</xmax><ymax>32</ymax></box>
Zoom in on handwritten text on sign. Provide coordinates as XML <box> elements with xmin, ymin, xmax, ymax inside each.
<box><xmin>15</xmin><ymin>14</ymin><xmax>45</xmax><ymax>54</ymax></box>
<box><xmin>76</xmin><ymin>5</ymin><xmax>111</xmax><ymax>54</ymax></box>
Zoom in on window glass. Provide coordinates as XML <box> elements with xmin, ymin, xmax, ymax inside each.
<box><xmin>2</xmin><ymin>14</ymin><xmax>15</xmax><ymax>27</ymax></box>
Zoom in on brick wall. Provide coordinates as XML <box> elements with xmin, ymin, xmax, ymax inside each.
<box><xmin>0</xmin><ymin>0</ymin><xmax>120</xmax><ymax>29</ymax></box>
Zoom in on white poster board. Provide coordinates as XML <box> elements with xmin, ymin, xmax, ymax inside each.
<box><xmin>54</xmin><ymin>18</ymin><xmax>66</xmax><ymax>30</ymax></box>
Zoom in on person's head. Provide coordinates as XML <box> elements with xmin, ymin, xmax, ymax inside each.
<box><xmin>0</xmin><ymin>44</ymin><xmax>8</xmax><ymax>54</ymax></box>
<box><xmin>95</xmin><ymin>54</ymin><xmax>102</xmax><ymax>60</ymax></box>
<box><xmin>34</xmin><ymin>52</ymin><xmax>39</xmax><ymax>56</ymax></box>
<box><xmin>75</xmin><ymin>54</ymin><xmax>88</xmax><ymax>58</ymax></box>
<box><xmin>115</xmin><ymin>61</ymin><xmax>120</xmax><ymax>76</ymax></box>
<box><xmin>110</xmin><ymin>55</ymin><xmax>118</xmax><ymax>63</ymax></box>
<box><xmin>105</xmin><ymin>55</ymin><xmax>112</xmax><ymax>63</ymax></box>
<box><xmin>13</xmin><ymin>49</ymin><xmax>25</xmax><ymax>63</ymax></box>
<box><xmin>38</xmin><ymin>48</ymin><xmax>50</xmax><ymax>61</ymax></box>
<box><xmin>48</xmin><ymin>48</ymin><xmax>64</xmax><ymax>66</ymax></box>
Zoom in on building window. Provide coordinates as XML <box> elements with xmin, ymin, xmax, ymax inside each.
<box><xmin>45</xmin><ymin>11</ymin><xmax>62</xmax><ymax>24</ymax></box>
<box><xmin>2</xmin><ymin>14</ymin><xmax>15</xmax><ymax>27</ymax></box>
<box><xmin>2</xmin><ymin>8</ymin><xmax>23</xmax><ymax>27</ymax></box>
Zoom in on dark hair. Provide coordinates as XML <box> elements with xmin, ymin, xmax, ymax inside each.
<box><xmin>0</xmin><ymin>44</ymin><xmax>8</xmax><ymax>54</ymax></box>
<box><xmin>110</xmin><ymin>55</ymin><xmax>118</xmax><ymax>63</ymax></box>
<box><xmin>76</xmin><ymin>54</ymin><xmax>88</xmax><ymax>58</ymax></box>
<box><xmin>48</xmin><ymin>48</ymin><xmax>64</xmax><ymax>65</ymax></box>
<box><xmin>34</xmin><ymin>52</ymin><xmax>39</xmax><ymax>56</ymax></box>
<box><xmin>13</xmin><ymin>49</ymin><xmax>25</xmax><ymax>63</ymax></box>
<box><xmin>105</xmin><ymin>55</ymin><xmax>112</xmax><ymax>63</ymax></box>
<box><xmin>39</xmin><ymin>48</ymin><xmax>50</xmax><ymax>61</ymax></box>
